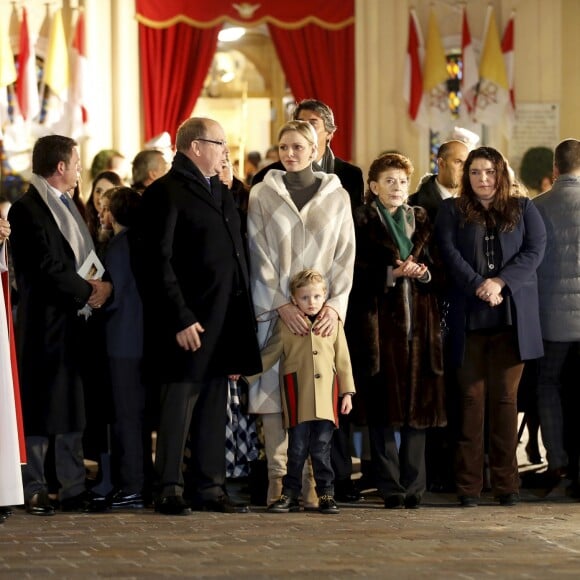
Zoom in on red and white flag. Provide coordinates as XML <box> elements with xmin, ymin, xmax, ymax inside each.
<box><xmin>460</xmin><ymin>7</ymin><xmax>478</xmax><ymax>122</ymax></box>
<box><xmin>16</xmin><ymin>8</ymin><xmax>41</xmax><ymax>122</ymax></box>
<box><xmin>403</xmin><ymin>9</ymin><xmax>425</xmax><ymax>126</ymax></box>
<box><xmin>502</xmin><ymin>14</ymin><xmax>515</xmax><ymax>138</ymax></box>
<box><xmin>69</xmin><ymin>10</ymin><xmax>89</xmax><ymax>138</ymax></box>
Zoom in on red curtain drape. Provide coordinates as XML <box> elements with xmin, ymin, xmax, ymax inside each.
<box><xmin>138</xmin><ymin>22</ymin><xmax>220</xmax><ymax>142</ymax></box>
<box><xmin>268</xmin><ymin>23</ymin><xmax>354</xmax><ymax>161</ymax></box>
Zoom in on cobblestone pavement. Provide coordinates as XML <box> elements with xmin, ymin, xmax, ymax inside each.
<box><xmin>1</xmin><ymin>485</ymin><xmax>580</xmax><ymax>579</ymax></box>
<box><xmin>2</xmin><ymin>434</ymin><xmax>579</xmax><ymax>578</ymax></box>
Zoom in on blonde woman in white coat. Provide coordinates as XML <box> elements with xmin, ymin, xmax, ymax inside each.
<box><xmin>247</xmin><ymin>120</ymin><xmax>355</xmax><ymax>506</ymax></box>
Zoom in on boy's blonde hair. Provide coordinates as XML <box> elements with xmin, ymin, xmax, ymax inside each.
<box><xmin>289</xmin><ymin>269</ymin><xmax>327</xmax><ymax>297</ymax></box>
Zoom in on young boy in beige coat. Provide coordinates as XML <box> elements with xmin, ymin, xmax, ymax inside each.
<box><xmin>247</xmin><ymin>269</ymin><xmax>355</xmax><ymax>514</ymax></box>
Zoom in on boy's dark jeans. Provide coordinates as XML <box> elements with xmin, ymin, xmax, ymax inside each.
<box><xmin>282</xmin><ymin>420</ymin><xmax>335</xmax><ymax>497</ymax></box>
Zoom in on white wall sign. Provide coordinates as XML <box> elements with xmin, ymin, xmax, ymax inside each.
<box><xmin>511</xmin><ymin>103</ymin><xmax>560</xmax><ymax>176</ymax></box>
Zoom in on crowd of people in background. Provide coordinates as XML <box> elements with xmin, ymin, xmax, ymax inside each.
<box><xmin>0</xmin><ymin>98</ymin><xmax>579</xmax><ymax>524</ymax></box>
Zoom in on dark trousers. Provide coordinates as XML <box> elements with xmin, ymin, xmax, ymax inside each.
<box><xmin>537</xmin><ymin>341</ymin><xmax>579</xmax><ymax>471</ymax></box>
<box><xmin>283</xmin><ymin>420</ymin><xmax>335</xmax><ymax>497</ymax></box>
<box><xmin>109</xmin><ymin>357</ymin><xmax>146</xmax><ymax>494</ymax></box>
<box><xmin>331</xmin><ymin>412</ymin><xmax>354</xmax><ymax>486</ymax></box>
<box><xmin>22</xmin><ymin>433</ymin><xmax>85</xmax><ymax>501</ymax></box>
<box><xmin>369</xmin><ymin>424</ymin><xmax>426</xmax><ymax>499</ymax></box>
<box><xmin>155</xmin><ymin>377</ymin><xmax>228</xmax><ymax>501</ymax></box>
<box><xmin>455</xmin><ymin>329</ymin><xmax>524</xmax><ymax>498</ymax></box>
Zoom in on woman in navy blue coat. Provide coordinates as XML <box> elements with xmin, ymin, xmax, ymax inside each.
<box><xmin>435</xmin><ymin>147</ymin><xmax>546</xmax><ymax>507</ymax></box>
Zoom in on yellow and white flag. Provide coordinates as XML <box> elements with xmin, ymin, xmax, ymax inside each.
<box><xmin>473</xmin><ymin>6</ymin><xmax>509</xmax><ymax>127</ymax></box>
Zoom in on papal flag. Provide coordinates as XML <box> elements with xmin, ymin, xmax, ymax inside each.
<box><xmin>0</xmin><ymin>21</ymin><xmax>17</xmax><ymax>138</ymax></box>
<box><xmin>473</xmin><ymin>6</ymin><xmax>509</xmax><ymax>127</ymax></box>
<box><xmin>423</xmin><ymin>9</ymin><xmax>450</xmax><ymax>131</ymax></box>
<box><xmin>41</xmin><ymin>9</ymin><xmax>70</xmax><ymax>130</ymax></box>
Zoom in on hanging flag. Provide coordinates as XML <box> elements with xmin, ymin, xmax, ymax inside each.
<box><xmin>16</xmin><ymin>8</ymin><xmax>41</xmax><ymax>122</ymax></box>
<box><xmin>473</xmin><ymin>6</ymin><xmax>509</xmax><ymax>127</ymax></box>
<box><xmin>43</xmin><ymin>9</ymin><xmax>69</xmax><ymax>98</ymax></box>
<box><xmin>69</xmin><ymin>9</ymin><xmax>89</xmax><ymax>138</ymax></box>
<box><xmin>423</xmin><ymin>9</ymin><xmax>450</xmax><ymax>131</ymax></box>
<box><xmin>460</xmin><ymin>6</ymin><xmax>478</xmax><ymax>122</ymax></box>
<box><xmin>502</xmin><ymin>14</ymin><xmax>516</xmax><ymax>138</ymax></box>
<box><xmin>0</xmin><ymin>21</ymin><xmax>17</xmax><ymax>139</ymax></box>
<box><xmin>41</xmin><ymin>9</ymin><xmax>70</xmax><ymax>130</ymax></box>
<box><xmin>403</xmin><ymin>9</ymin><xmax>425</xmax><ymax>126</ymax></box>
<box><xmin>8</xmin><ymin>2</ymin><xmax>20</xmax><ymax>56</ymax></box>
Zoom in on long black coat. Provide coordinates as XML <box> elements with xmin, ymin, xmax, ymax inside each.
<box><xmin>8</xmin><ymin>186</ymin><xmax>93</xmax><ymax>434</ymax></box>
<box><xmin>346</xmin><ymin>203</ymin><xmax>446</xmax><ymax>429</ymax></box>
<box><xmin>140</xmin><ymin>152</ymin><xmax>261</xmax><ymax>383</ymax></box>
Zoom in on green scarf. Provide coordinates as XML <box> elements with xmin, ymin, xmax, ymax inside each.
<box><xmin>376</xmin><ymin>200</ymin><xmax>414</xmax><ymax>260</ymax></box>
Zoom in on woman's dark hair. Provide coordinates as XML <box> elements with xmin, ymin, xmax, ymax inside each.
<box><xmin>85</xmin><ymin>171</ymin><xmax>123</xmax><ymax>240</ymax></box>
<box><xmin>458</xmin><ymin>146</ymin><xmax>521</xmax><ymax>231</ymax></box>
<box><xmin>108</xmin><ymin>187</ymin><xmax>142</xmax><ymax>228</ymax></box>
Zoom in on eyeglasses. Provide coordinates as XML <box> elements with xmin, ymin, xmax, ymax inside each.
<box><xmin>196</xmin><ymin>138</ymin><xmax>227</xmax><ymax>147</ymax></box>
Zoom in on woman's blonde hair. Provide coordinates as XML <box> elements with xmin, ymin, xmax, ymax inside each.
<box><xmin>278</xmin><ymin>120</ymin><xmax>318</xmax><ymax>154</ymax></box>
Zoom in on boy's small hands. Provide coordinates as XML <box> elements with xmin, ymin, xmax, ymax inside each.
<box><xmin>340</xmin><ymin>393</ymin><xmax>353</xmax><ymax>414</ymax></box>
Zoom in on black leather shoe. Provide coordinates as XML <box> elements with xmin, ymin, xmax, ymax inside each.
<box><xmin>0</xmin><ymin>513</ymin><xmax>6</xmax><ymax>524</ymax></box>
<box><xmin>459</xmin><ymin>495</ymin><xmax>478</xmax><ymax>508</ymax></box>
<box><xmin>498</xmin><ymin>493</ymin><xmax>519</xmax><ymax>506</ymax></box>
<box><xmin>61</xmin><ymin>490</ymin><xmax>108</xmax><ymax>513</ymax></box>
<box><xmin>26</xmin><ymin>491</ymin><xmax>56</xmax><ymax>516</ymax></box>
<box><xmin>155</xmin><ymin>495</ymin><xmax>192</xmax><ymax>516</ymax></box>
<box><xmin>384</xmin><ymin>495</ymin><xmax>405</xmax><ymax>509</ymax></box>
<box><xmin>0</xmin><ymin>506</ymin><xmax>13</xmax><ymax>517</ymax></box>
<box><xmin>404</xmin><ymin>494</ymin><xmax>421</xmax><ymax>509</ymax></box>
<box><xmin>110</xmin><ymin>490</ymin><xmax>145</xmax><ymax>509</ymax></box>
<box><xmin>319</xmin><ymin>495</ymin><xmax>339</xmax><ymax>514</ymax></box>
<box><xmin>193</xmin><ymin>495</ymin><xmax>249</xmax><ymax>513</ymax></box>
<box><xmin>335</xmin><ymin>481</ymin><xmax>362</xmax><ymax>503</ymax></box>
<box><xmin>267</xmin><ymin>494</ymin><xmax>301</xmax><ymax>513</ymax></box>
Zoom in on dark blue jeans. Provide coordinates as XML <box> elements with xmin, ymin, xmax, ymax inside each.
<box><xmin>282</xmin><ymin>420</ymin><xmax>335</xmax><ymax>497</ymax></box>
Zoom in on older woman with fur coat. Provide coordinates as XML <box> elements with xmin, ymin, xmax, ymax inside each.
<box><xmin>347</xmin><ymin>153</ymin><xmax>446</xmax><ymax>509</ymax></box>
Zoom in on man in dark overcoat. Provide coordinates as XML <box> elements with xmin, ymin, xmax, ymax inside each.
<box><xmin>140</xmin><ymin>117</ymin><xmax>261</xmax><ymax>515</ymax></box>
<box><xmin>8</xmin><ymin>135</ymin><xmax>112</xmax><ymax>515</ymax></box>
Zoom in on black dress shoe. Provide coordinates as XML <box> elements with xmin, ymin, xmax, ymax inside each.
<box><xmin>498</xmin><ymin>493</ymin><xmax>519</xmax><ymax>506</ymax></box>
<box><xmin>319</xmin><ymin>495</ymin><xmax>339</xmax><ymax>514</ymax></box>
<box><xmin>110</xmin><ymin>490</ymin><xmax>145</xmax><ymax>509</ymax></box>
<box><xmin>155</xmin><ymin>495</ymin><xmax>192</xmax><ymax>516</ymax></box>
<box><xmin>0</xmin><ymin>506</ymin><xmax>13</xmax><ymax>517</ymax></box>
<box><xmin>61</xmin><ymin>490</ymin><xmax>108</xmax><ymax>513</ymax></box>
<box><xmin>335</xmin><ymin>481</ymin><xmax>362</xmax><ymax>503</ymax></box>
<box><xmin>459</xmin><ymin>495</ymin><xmax>478</xmax><ymax>508</ymax></box>
<box><xmin>384</xmin><ymin>495</ymin><xmax>405</xmax><ymax>509</ymax></box>
<box><xmin>26</xmin><ymin>491</ymin><xmax>56</xmax><ymax>516</ymax></box>
<box><xmin>267</xmin><ymin>494</ymin><xmax>300</xmax><ymax>513</ymax></box>
<box><xmin>193</xmin><ymin>495</ymin><xmax>249</xmax><ymax>513</ymax></box>
<box><xmin>404</xmin><ymin>494</ymin><xmax>421</xmax><ymax>509</ymax></box>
